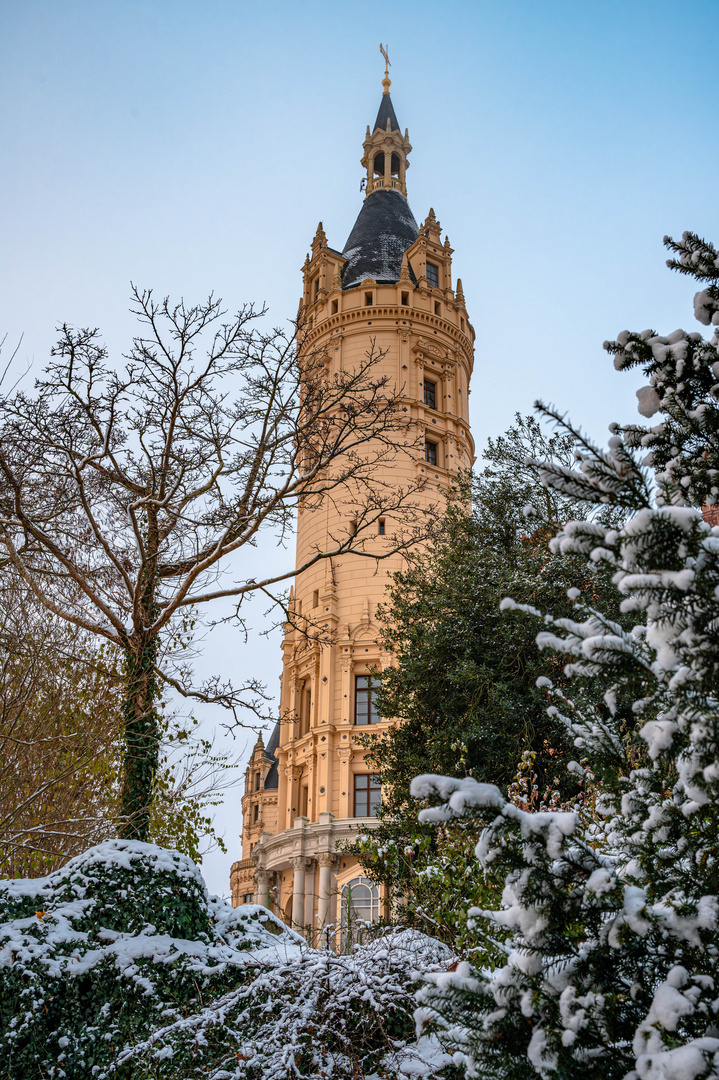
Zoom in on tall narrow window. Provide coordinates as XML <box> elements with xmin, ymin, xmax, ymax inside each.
<box><xmin>401</xmin><ymin>291</ymin><xmax>409</xmax><ymax>306</ymax></box>
<box><xmin>365</xmin><ymin>292</ymin><xmax>373</xmax><ymax>306</ymax></box>
<box><xmin>426</xmin><ymin>262</ymin><xmax>439</xmax><ymax>288</ymax></box>
<box><xmin>312</xmin><ymin>589</ymin><xmax>319</xmax><ymax>608</ymax></box>
<box><xmin>373</xmin><ymin>152</ymin><xmax>385</xmax><ymax>176</ymax></box>
<box><xmin>355</xmin><ymin>674</ymin><xmax>380</xmax><ymax>725</ymax></box>
<box><xmin>253</xmin><ymin>804</ymin><xmax>259</xmax><ymax>823</ymax></box>
<box><xmin>299</xmin><ymin>681</ymin><xmax>311</xmax><ymax>736</ymax></box>
<box><xmin>314</xmin><ymin>278</ymin><xmax>320</xmax><ymax>298</ymax></box>
<box><xmin>353</xmin><ymin>774</ymin><xmax>382</xmax><ymax>817</ymax></box>
<box><xmin>423</xmin><ymin>380</ymin><xmax>437</xmax><ymax>410</ymax></box>
<box><xmin>378</xmin><ymin>519</ymin><xmax>385</xmax><ymax>536</ymax></box>
<box><xmin>255</xmin><ymin>771</ymin><xmax>261</xmax><ymax>791</ymax></box>
<box><xmin>425</xmin><ymin>440</ymin><xmax>438</xmax><ymax>466</ymax></box>
<box><xmin>300</xmin><ymin>784</ymin><xmax>308</xmax><ymax>818</ymax></box>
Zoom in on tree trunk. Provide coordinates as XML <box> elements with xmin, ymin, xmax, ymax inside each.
<box><xmin>118</xmin><ymin>631</ymin><xmax>160</xmax><ymax>841</ymax></box>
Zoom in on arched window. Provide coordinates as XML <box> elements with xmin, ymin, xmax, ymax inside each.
<box><xmin>373</xmin><ymin>152</ymin><xmax>385</xmax><ymax>176</ymax></box>
<box><xmin>390</xmin><ymin>152</ymin><xmax>400</xmax><ymax>176</ymax></box>
<box><xmin>340</xmin><ymin>876</ymin><xmax>381</xmax><ymax>946</ymax></box>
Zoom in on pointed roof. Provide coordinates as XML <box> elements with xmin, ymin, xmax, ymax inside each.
<box><xmin>373</xmin><ymin>92</ymin><xmax>399</xmax><ymax>133</ymax></box>
<box><xmin>341</xmin><ymin>188</ymin><xmax>418</xmax><ymax>290</ymax></box>
<box><xmin>263</xmin><ymin>720</ymin><xmax>281</xmax><ymax>789</ymax></box>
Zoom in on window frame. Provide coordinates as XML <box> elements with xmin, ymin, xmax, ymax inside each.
<box><xmin>423</xmin><ymin>379</ymin><xmax>437</xmax><ymax>410</ymax></box>
<box><xmin>353</xmin><ymin>773</ymin><xmax>382</xmax><ymax>818</ymax></box>
<box><xmin>426</xmin><ymin>262</ymin><xmax>440</xmax><ymax>288</ymax></box>
<box><xmin>354</xmin><ymin>673</ymin><xmax>381</xmax><ymax>725</ymax></box>
<box><xmin>424</xmin><ymin>440</ymin><xmax>438</xmax><ymax>466</ymax></box>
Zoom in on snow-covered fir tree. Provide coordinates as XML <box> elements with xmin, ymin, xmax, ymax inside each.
<box><xmin>412</xmin><ymin>233</ymin><xmax>719</xmax><ymax>1080</ymax></box>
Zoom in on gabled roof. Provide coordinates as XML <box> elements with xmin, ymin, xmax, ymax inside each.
<box><xmin>373</xmin><ymin>92</ymin><xmax>399</xmax><ymax>133</ymax></box>
<box><xmin>341</xmin><ymin>189</ymin><xmax>418</xmax><ymax>290</ymax></box>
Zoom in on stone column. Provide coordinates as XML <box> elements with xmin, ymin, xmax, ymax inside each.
<box><xmin>317</xmin><ymin>853</ymin><xmax>338</xmax><ymax>933</ymax></box>
<box><xmin>254</xmin><ymin>868</ymin><xmax>269</xmax><ymax>907</ymax></box>
<box><xmin>291</xmin><ymin>857</ymin><xmax>306</xmax><ymax>930</ymax></box>
<box><xmin>303</xmin><ymin>859</ymin><xmax>316</xmax><ymax>935</ymax></box>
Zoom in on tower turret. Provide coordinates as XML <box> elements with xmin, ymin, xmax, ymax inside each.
<box><xmin>233</xmin><ymin>65</ymin><xmax>476</xmax><ymax>945</ymax></box>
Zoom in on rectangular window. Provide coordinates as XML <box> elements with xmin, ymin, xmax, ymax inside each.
<box><xmin>425</xmin><ymin>440</ymin><xmax>438</xmax><ymax>466</ymax></box>
<box><xmin>423</xmin><ymin>380</ymin><xmax>437</xmax><ymax>410</ymax></box>
<box><xmin>426</xmin><ymin>262</ymin><xmax>439</xmax><ymax>288</ymax></box>
<box><xmin>253</xmin><ymin>804</ymin><xmax>259</xmax><ymax>823</ymax></box>
<box><xmin>365</xmin><ymin>291</ymin><xmax>373</xmax><ymax>306</ymax></box>
<box><xmin>354</xmin><ymin>773</ymin><xmax>382</xmax><ymax>818</ymax></box>
<box><xmin>314</xmin><ymin>278</ymin><xmax>320</xmax><ymax>298</ymax></box>
<box><xmin>300</xmin><ymin>784</ymin><xmax>308</xmax><ymax>818</ymax></box>
<box><xmin>434</xmin><ymin>301</ymin><xmax>441</xmax><ymax>316</ymax></box>
<box><xmin>243</xmin><ymin>893</ymin><xmax>253</xmax><ymax>904</ymax></box>
<box><xmin>378</xmin><ymin>518</ymin><xmax>385</xmax><ymax>536</ymax></box>
<box><xmin>401</xmin><ymin>291</ymin><xmax>409</xmax><ymax>306</ymax></box>
<box><xmin>312</xmin><ymin>589</ymin><xmax>319</xmax><ymax>608</ymax></box>
<box><xmin>331</xmin><ymin>299</ymin><xmax>339</xmax><ymax>314</ymax></box>
<box><xmin>354</xmin><ymin>674</ymin><xmax>381</xmax><ymax>725</ymax></box>
<box><xmin>255</xmin><ymin>771</ymin><xmax>261</xmax><ymax>791</ymax></box>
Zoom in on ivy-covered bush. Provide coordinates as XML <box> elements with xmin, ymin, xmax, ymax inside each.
<box><xmin>0</xmin><ymin>840</ymin><xmax>298</xmax><ymax>1079</ymax></box>
<box><xmin>0</xmin><ymin>840</ymin><xmax>456</xmax><ymax>1079</ymax></box>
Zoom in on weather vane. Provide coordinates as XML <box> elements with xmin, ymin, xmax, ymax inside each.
<box><xmin>380</xmin><ymin>43</ymin><xmax>391</xmax><ymax>94</ymax></box>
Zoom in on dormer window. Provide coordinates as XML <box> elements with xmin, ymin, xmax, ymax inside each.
<box><xmin>426</xmin><ymin>263</ymin><xmax>439</xmax><ymax>288</ymax></box>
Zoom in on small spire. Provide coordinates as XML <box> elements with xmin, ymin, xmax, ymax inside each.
<box><xmin>456</xmin><ymin>277</ymin><xmax>465</xmax><ymax>303</ymax></box>
<box><xmin>380</xmin><ymin>43</ymin><xmax>391</xmax><ymax>95</ymax></box>
<box><xmin>311</xmin><ymin>221</ymin><xmax>327</xmax><ymax>257</ymax></box>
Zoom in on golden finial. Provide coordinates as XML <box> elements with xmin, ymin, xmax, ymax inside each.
<box><xmin>380</xmin><ymin>43</ymin><xmax>391</xmax><ymax>95</ymax></box>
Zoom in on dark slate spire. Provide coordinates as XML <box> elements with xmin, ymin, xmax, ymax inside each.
<box><xmin>341</xmin><ymin>189</ymin><xmax>418</xmax><ymax>289</ymax></box>
<box><xmin>373</xmin><ymin>93</ymin><xmax>399</xmax><ymax>133</ymax></box>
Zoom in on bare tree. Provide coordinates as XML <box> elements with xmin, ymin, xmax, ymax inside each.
<box><xmin>0</xmin><ymin>290</ymin><xmax>422</xmax><ymax>841</ymax></box>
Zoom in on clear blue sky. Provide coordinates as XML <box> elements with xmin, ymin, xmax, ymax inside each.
<box><xmin>2</xmin><ymin>0</ymin><xmax>717</xmax><ymax>893</ymax></box>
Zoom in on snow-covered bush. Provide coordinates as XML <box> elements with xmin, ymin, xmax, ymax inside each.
<box><xmin>0</xmin><ymin>840</ymin><xmax>456</xmax><ymax>1079</ymax></box>
<box><xmin>116</xmin><ymin>928</ymin><xmax>456</xmax><ymax>1079</ymax></box>
<box><xmin>412</xmin><ymin>233</ymin><xmax>719</xmax><ymax>1080</ymax></box>
<box><xmin>0</xmin><ymin>840</ymin><xmax>293</xmax><ymax>1078</ymax></box>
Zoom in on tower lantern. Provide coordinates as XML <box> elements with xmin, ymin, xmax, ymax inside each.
<box><xmin>361</xmin><ymin>53</ymin><xmax>412</xmax><ymax>199</ymax></box>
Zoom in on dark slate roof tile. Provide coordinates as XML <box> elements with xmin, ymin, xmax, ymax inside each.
<box><xmin>374</xmin><ymin>93</ymin><xmax>399</xmax><ymax>133</ymax></box>
<box><xmin>263</xmin><ymin>720</ymin><xmax>281</xmax><ymax>789</ymax></box>
<box><xmin>341</xmin><ymin>189</ymin><xmax>418</xmax><ymax>290</ymax></box>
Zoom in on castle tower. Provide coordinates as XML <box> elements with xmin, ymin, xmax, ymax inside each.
<box><xmin>231</xmin><ymin>67</ymin><xmax>476</xmax><ymax>938</ymax></box>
